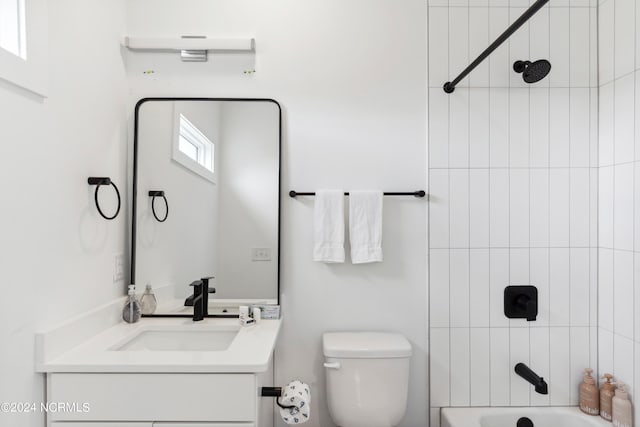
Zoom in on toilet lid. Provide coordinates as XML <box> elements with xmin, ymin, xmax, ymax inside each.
<box><xmin>323</xmin><ymin>332</ymin><xmax>412</xmax><ymax>358</ymax></box>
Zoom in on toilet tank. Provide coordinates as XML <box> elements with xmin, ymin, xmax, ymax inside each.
<box><xmin>323</xmin><ymin>332</ymin><xmax>412</xmax><ymax>427</ymax></box>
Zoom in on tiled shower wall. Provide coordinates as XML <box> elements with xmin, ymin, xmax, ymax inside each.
<box><xmin>427</xmin><ymin>0</ymin><xmax>598</xmax><ymax>424</ymax></box>
<box><xmin>597</xmin><ymin>0</ymin><xmax>640</xmax><ymax>422</ymax></box>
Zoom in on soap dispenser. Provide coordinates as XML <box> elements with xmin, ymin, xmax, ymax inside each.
<box><xmin>579</xmin><ymin>368</ymin><xmax>600</xmax><ymax>415</ymax></box>
<box><xmin>122</xmin><ymin>285</ymin><xmax>142</xmax><ymax>323</ymax></box>
<box><xmin>139</xmin><ymin>284</ymin><xmax>157</xmax><ymax>315</ymax></box>
<box><xmin>612</xmin><ymin>381</ymin><xmax>633</xmax><ymax>427</ymax></box>
<box><xmin>600</xmin><ymin>373</ymin><xmax>616</xmax><ymax>421</ymax></box>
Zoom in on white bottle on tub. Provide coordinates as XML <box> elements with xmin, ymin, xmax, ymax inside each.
<box><xmin>611</xmin><ymin>381</ymin><xmax>633</xmax><ymax>427</ymax></box>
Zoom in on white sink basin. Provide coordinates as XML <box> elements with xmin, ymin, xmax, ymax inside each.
<box><xmin>114</xmin><ymin>326</ymin><xmax>240</xmax><ymax>352</ymax></box>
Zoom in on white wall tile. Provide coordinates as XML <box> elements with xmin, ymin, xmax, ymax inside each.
<box><xmin>510</xmin><ymin>248</ymin><xmax>530</xmax><ymax>289</ymax></box>
<box><xmin>590</xmin><ymin>88</ymin><xmax>598</xmax><ymax>166</ymax></box>
<box><xmin>490</xmin><ymin>89</ymin><xmax>509</xmax><ymax>167</ymax></box>
<box><xmin>490</xmin><ymin>169</ymin><xmax>509</xmax><ymax>247</ymax></box>
<box><xmin>510</xmin><ymin>170</ymin><xmax>530</xmax><ymax>248</ymax></box>
<box><xmin>430</xmin><ymin>328</ymin><xmax>451</xmax><ymax>407</ymax></box>
<box><xmin>450</xmin><ymin>169</ymin><xmax>470</xmax><ymax>247</ymax></box>
<box><xmin>430</xmin><ymin>169</ymin><xmax>449</xmax><ymax>248</ymax></box>
<box><xmin>613</xmin><ymin>334</ymin><xmax>635</xmax><ymax>397</ymax></box>
<box><xmin>589</xmin><ymin>8</ymin><xmax>598</xmax><ymax>88</ymax></box>
<box><xmin>489</xmin><ymin>8</ymin><xmax>509</xmax><ymax>87</ymax></box>
<box><xmin>530</xmin><ymin>89</ymin><xmax>550</xmax><ymax>168</ymax></box>
<box><xmin>570</xmin><ymin>89</ymin><xmax>591</xmax><ymax>167</ymax></box>
<box><xmin>570</xmin><ymin>248</ymin><xmax>590</xmax><ymax>327</ymax></box>
<box><xmin>469</xmin><ymin>89</ymin><xmax>490</xmax><ymax>168</ymax></box>
<box><xmin>614</xmin><ymin>0</ymin><xmax>636</xmax><ymax>80</ymax></box>
<box><xmin>468</xmin><ymin>8</ymin><xmax>489</xmax><ymax>87</ymax></box>
<box><xmin>599</xmin><ymin>166</ymin><xmax>614</xmax><ymax>248</ymax></box>
<box><xmin>636</xmin><ymin>163</ymin><xmax>640</xmax><ymax>251</ymax></box>
<box><xmin>637</xmin><ymin>74</ymin><xmax>640</xmax><ymax>161</ymax></box>
<box><xmin>510</xmin><ymin>89</ymin><xmax>530</xmax><ymax>167</ymax></box>
<box><xmin>549</xmin><ymin>327</ymin><xmax>571</xmax><ymax>405</ymax></box>
<box><xmin>550</xmin><ymin>89</ymin><xmax>570</xmax><ymax>167</ymax></box>
<box><xmin>431</xmin><ymin>408</ymin><xmax>441</xmax><ymax>427</ymax></box>
<box><xmin>429</xmin><ymin>7</ymin><xmax>449</xmax><ymax>88</ymax></box>
<box><xmin>614</xmin><ymin>74</ymin><xmax>635</xmax><ymax>164</ymax></box>
<box><xmin>490</xmin><ymin>328</ymin><xmax>510</xmax><ymax>406</ymax></box>
<box><xmin>509</xmin><ymin>8</ymin><xmax>529</xmax><ymax>89</ymax></box>
<box><xmin>470</xmin><ymin>249</ymin><xmax>490</xmax><ymax>327</ymax></box>
<box><xmin>636</xmin><ymin>253</ymin><xmax>640</xmax><ymax>343</ymax></box>
<box><xmin>590</xmin><ymin>169</ymin><xmax>598</xmax><ymax>247</ymax></box>
<box><xmin>598</xmin><ymin>249</ymin><xmax>614</xmax><ymax>332</ymax></box>
<box><xmin>550</xmin><ymin>248</ymin><xmax>570</xmax><ymax>326</ymax></box>
<box><xmin>450</xmin><ymin>328</ymin><xmax>471</xmax><ymax>406</ymax></box>
<box><xmin>530</xmin><ymin>169</ymin><xmax>550</xmax><ymax>247</ymax></box>
<box><xmin>470</xmin><ymin>328</ymin><xmax>490</xmax><ymax>406</ymax></box>
<box><xmin>469</xmin><ymin>169</ymin><xmax>490</xmax><ymax>247</ymax></box>
<box><xmin>449</xmin><ymin>8</ymin><xmax>469</xmax><ymax>88</ymax></box>
<box><xmin>550</xmin><ymin>8</ymin><xmax>570</xmax><ymax>87</ymax></box>
<box><xmin>530</xmin><ymin>8</ymin><xmax>550</xmax><ymax>84</ymax></box>
<box><xmin>598</xmin><ymin>0</ymin><xmax>614</xmax><ymax>85</ymax></box>
<box><xmin>530</xmin><ymin>327</ymin><xmax>551</xmax><ymax>406</ymax></box>
<box><xmin>570</xmin><ymin>168</ymin><xmax>590</xmax><ymax>247</ymax></box>
<box><xmin>635</xmin><ymin>343</ymin><xmax>640</xmax><ymax>427</ymax></box>
<box><xmin>614</xmin><ymin>164</ymin><xmax>634</xmax><ymax>251</ymax></box>
<box><xmin>450</xmin><ymin>90</ymin><xmax>470</xmax><ymax>168</ymax></box>
<box><xmin>569</xmin><ymin>8</ymin><xmax>590</xmax><ymax>87</ymax></box>
<box><xmin>490</xmin><ymin>249</ymin><xmax>510</xmax><ymax>327</ymax></box>
<box><xmin>590</xmin><ymin>249</ymin><xmax>598</xmax><ymax>327</ymax></box>
<box><xmin>510</xmin><ymin>328</ymin><xmax>531</xmax><ymax>406</ymax></box>
<box><xmin>431</xmin><ymin>249</ymin><xmax>450</xmax><ymax>328</ymax></box>
<box><xmin>430</xmin><ymin>88</ymin><xmax>449</xmax><ymax>168</ymax></box>
<box><xmin>530</xmin><ymin>248</ymin><xmax>550</xmax><ymax>326</ymax></box>
<box><xmin>450</xmin><ymin>249</ymin><xmax>470</xmax><ymax>327</ymax></box>
<box><xmin>613</xmin><ymin>250</ymin><xmax>634</xmax><ymax>340</ymax></box>
<box><xmin>599</xmin><ymin>82</ymin><xmax>615</xmax><ymax>167</ymax></box>
<box><xmin>569</xmin><ymin>327</ymin><xmax>591</xmax><ymax>405</ymax></box>
<box><xmin>549</xmin><ymin>168</ymin><xmax>570</xmax><ymax>247</ymax></box>
<box><xmin>598</xmin><ymin>328</ymin><xmax>614</xmax><ymax>377</ymax></box>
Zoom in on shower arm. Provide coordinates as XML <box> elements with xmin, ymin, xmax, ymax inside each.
<box><xmin>443</xmin><ymin>0</ymin><xmax>550</xmax><ymax>94</ymax></box>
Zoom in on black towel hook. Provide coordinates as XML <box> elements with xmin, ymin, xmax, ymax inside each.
<box><xmin>149</xmin><ymin>191</ymin><xmax>169</xmax><ymax>222</ymax></box>
<box><xmin>88</xmin><ymin>177</ymin><xmax>121</xmax><ymax>220</ymax></box>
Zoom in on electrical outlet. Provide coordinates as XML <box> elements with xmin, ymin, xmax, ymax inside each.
<box><xmin>114</xmin><ymin>253</ymin><xmax>125</xmax><ymax>282</ymax></box>
<box><xmin>251</xmin><ymin>248</ymin><xmax>271</xmax><ymax>261</ymax></box>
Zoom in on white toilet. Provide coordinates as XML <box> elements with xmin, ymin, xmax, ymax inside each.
<box><xmin>322</xmin><ymin>332</ymin><xmax>412</xmax><ymax>427</ymax></box>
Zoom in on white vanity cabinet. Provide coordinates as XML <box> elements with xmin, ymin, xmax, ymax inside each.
<box><xmin>46</xmin><ymin>371</ymin><xmax>273</xmax><ymax>427</ymax></box>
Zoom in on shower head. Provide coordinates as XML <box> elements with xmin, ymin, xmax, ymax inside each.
<box><xmin>513</xmin><ymin>59</ymin><xmax>551</xmax><ymax>83</ymax></box>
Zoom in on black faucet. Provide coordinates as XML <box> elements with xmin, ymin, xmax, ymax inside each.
<box><xmin>515</xmin><ymin>363</ymin><xmax>548</xmax><ymax>394</ymax></box>
<box><xmin>185</xmin><ymin>276</ymin><xmax>215</xmax><ymax>321</ymax></box>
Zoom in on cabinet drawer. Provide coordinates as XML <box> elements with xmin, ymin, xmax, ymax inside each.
<box><xmin>48</xmin><ymin>374</ymin><xmax>255</xmax><ymax>422</ymax></box>
<box><xmin>52</xmin><ymin>424</ymin><xmax>152</xmax><ymax>427</ymax></box>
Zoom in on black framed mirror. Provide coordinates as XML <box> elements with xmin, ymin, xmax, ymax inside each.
<box><xmin>131</xmin><ymin>98</ymin><xmax>281</xmax><ymax>317</ymax></box>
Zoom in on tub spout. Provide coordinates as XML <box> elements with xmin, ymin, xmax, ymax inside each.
<box><xmin>515</xmin><ymin>363</ymin><xmax>548</xmax><ymax>395</ymax></box>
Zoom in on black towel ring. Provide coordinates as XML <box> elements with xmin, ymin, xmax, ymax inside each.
<box><xmin>149</xmin><ymin>191</ymin><xmax>169</xmax><ymax>222</ymax></box>
<box><xmin>88</xmin><ymin>177</ymin><xmax>121</xmax><ymax>220</ymax></box>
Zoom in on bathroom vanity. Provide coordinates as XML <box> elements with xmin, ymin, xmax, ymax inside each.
<box><xmin>37</xmin><ymin>315</ymin><xmax>281</xmax><ymax>427</ymax></box>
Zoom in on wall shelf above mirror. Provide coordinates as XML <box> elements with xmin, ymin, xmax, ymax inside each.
<box><xmin>131</xmin><ymin>98</ymin><xmax>281</xmax><ymax>316</ymax></box>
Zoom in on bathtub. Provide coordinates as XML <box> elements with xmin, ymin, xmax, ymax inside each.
<box><xmin>441</xmin><ymin>406</ymin><xmax>612</xmax><ymax>427</ymax></box>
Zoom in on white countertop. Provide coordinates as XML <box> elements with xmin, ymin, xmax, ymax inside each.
<box><xmin>36</xmin><ymin>317</ymin><xmax>282</xmax><ymax>374</ymax></box>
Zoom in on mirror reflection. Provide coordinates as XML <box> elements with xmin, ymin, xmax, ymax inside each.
<box><xmin>132</xmin><ymin>99</ymin><xmax>280</xmax><ymax>310</ymax></box>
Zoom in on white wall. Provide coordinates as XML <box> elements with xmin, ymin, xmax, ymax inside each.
<box><xmin>0</xmin><ymin>1</ymin><xmax>128</xmax><ymax>426</ymax></box>
<box><xmin>427</xmin><ymin>0</ymin><xmax>598</xmax><ymax>424</ymax></box>
<box><xmin>597</xmin><ymin>0</ymin><xmax>640</xmax><ymax>421</ymax></box>
<box><xmin>125</xmin><ymin>1</ymin><xmax>428</xmax><ymax>426</ymax></box>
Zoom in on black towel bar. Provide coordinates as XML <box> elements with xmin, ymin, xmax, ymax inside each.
<box><xmin>289</xmin><ymin>190</ymin><xmax>426</xmax><ymax>198</ymax></box>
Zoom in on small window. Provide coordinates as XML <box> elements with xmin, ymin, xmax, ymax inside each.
<box><xmin>178</xmin><ymin>114</ymin><xmax>215</xmax><ymax>173</ymax></box>
<box><xmin>0</xmin><ymin>0</ymin><xmax>27</xmax><ymax>59</ymax></box>
<box><xmin>172</xmin><ymin>110</ymin><xmax>216</xmax><ymax>183</ymax></box>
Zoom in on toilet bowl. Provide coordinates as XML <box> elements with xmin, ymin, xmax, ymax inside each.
<box><xmin>323</xmin><ymin>332</ymin><xmax>412</xmax><ymax>427</ymax></box>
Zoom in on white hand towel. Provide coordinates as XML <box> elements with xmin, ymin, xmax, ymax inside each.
<box><xmin>279</xmin><ymin>380</ymin><xmax>311</xmax><ymax>424</ymax></box>
<box><xmin>313</xmin><ymin>190</ymin><xmax>345</xmax><ymax>263</ymax></box>
<box><xmin>349</xmin><ymin>190</ymin><xmax>383</xmax><ymax>264</ymax></box>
